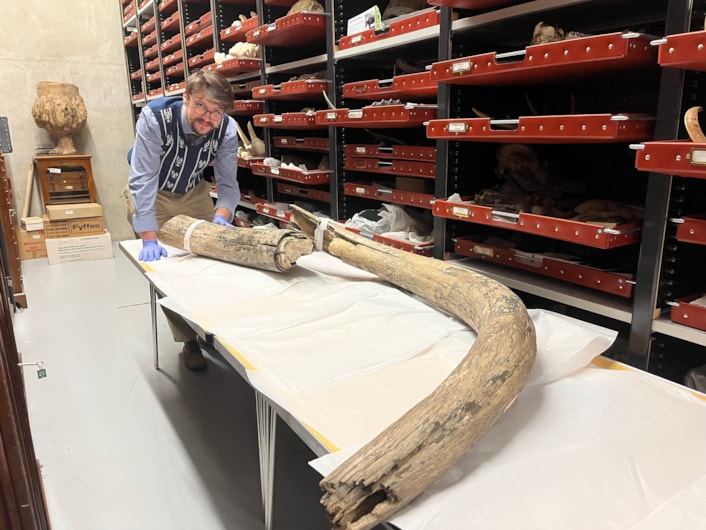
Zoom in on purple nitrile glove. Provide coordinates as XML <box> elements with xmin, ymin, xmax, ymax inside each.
<box><xmin>139</xmin><ymin>239</ymin><xmax>168</xmax><ymax>262</ymax></box>
<box><xmin>212</xmin><ymin>214</ymin><xmax>234</xmax><ymax>227</ymax></box>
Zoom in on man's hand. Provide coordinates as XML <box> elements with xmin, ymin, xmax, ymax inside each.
<box><xmin>212</xmin><ymin>214</ymin><xmax>234</xmax><ymax>227</ymax></box>
<box><xmin>139</xmin><ymin>239</ymin><xmax>168</xmax><ymax>261</ymax></box>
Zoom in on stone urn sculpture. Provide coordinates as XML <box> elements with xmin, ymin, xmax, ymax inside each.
<box><xmin>31</xmin><ymin>82</ymin><xmax>88</xmax><ymax>155</ymax></box>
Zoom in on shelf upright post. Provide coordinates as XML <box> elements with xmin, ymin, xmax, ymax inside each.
<box><xmin>627</xmin><ymin>0</ymin><xmax>694</xmax><ymax>369</ymax></box>
<box><xmin>325</xmin><ymin>0</ymin><xmax>339</xmax><ymax>221</ymax></box>
<box><xmin>432</xmin><ymin>6</ymin><xmax>453</xmax><ymax>259</ymax></box>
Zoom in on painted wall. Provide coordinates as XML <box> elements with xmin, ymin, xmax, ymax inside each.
<box><xmin>0</xmin><ymin>1</ymin><xmax>136</xmax><ymax>241</ymax></box>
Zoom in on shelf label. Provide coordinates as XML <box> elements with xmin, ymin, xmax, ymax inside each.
<box><xmin>690</xmin><ymin>148</ymin><xmax>706</xmax><ymax>165</ymax></box>
<box><xmin>451</xmin><ymin>60</ymin><xmax>472</xmax><ymax>74</ymax></box>
<box><xmin>451</xmin><ymin>205</ymin><xmax>470</xmax><ymax>218</ymax></box>
<box><xmin>447</xmin><ymin>122</ymin><xmax>468</xmax><ymax>133</ymax></box>
<box><xmin>472</xmin><ymin>245</ymin><xmax>493</xmax><ymax>258</ymax></box>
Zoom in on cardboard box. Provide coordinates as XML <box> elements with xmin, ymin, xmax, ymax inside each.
<box><xmin>45</xmin><ymin>231</ymin><xmax>113</xmax><ymax>265</ymax></box>
<box><xmin>20</xmin><ymin>216</ymin><xmax>44</xmax><ymax>231</ymax></box>
<box><xmin>43</xmin><ymin>215</ymin><xmax>105</xmax><ymax>238</ymax></box>
<box><xmin>45</xmin><ymin>202</ymin><xmax>103</xmax><ymax>221</ymax></box>
<box><xmin>42</xmin><ymin>215</ymin><xmax>70</xmax><ymax>239</ymax></box>
<box><xmin>16</xmin><ymin>228</ymin><xmax>48</xmax><ymax>260</ymax></box>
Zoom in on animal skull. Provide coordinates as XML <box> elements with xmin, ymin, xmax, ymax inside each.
<box><xmin>287</xmin><ymin>0</ymin><xmax>324</xmax><ymax>15</ymax></box>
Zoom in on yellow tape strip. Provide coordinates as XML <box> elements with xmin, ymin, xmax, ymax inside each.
<box><xmin>592</xmin><ymin>355</ymin><xmax>706</xmax><ymax>401</ymax></box>
<box><xmin>300</xmin><ymin>422</ymin><xmax>339</xmax><ymax>453</ymax></box>
<box><xmin>221</xmin><ymin>342</ymin><xmax>256</xmax><ymax>371</ymax></box>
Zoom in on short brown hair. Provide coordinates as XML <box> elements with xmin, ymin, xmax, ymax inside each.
<box><xmin>186</xmin><ymin>70</ymin><xmax>234</xmax><ymax>110</ymax></box>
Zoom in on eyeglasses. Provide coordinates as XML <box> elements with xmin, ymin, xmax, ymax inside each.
<box><xmin>190</xmin><ymin>98</ymin><xmax>225</xmax><ymax>121</ymax></box>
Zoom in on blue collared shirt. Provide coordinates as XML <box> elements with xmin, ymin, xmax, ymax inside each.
<box><xmin>128</xmin><ymin>99</ymin><xmax>240</xmax><ymax>233</ymax></box>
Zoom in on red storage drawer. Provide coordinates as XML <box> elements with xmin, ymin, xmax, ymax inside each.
<box><xmin>247</xmin><ymin>12</ymin><xmax>326</xmax><ymax>47</ymax></box>
<box><xmin>670</xmin><ymin>294</ymin><xmax>706</xmax><ymax>331</ymax></box>
<box><xmin>340</xmin><ymin>9</ymin><xmax>439</xmax><ymax>50</ymax></box>
<box><xmin>454</xmin><ymin>235</ymin><xmax>635</xmax><ymax>297</ymax></box>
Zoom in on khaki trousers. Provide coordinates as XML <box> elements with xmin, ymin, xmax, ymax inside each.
<box><xmin>123</xmin><ymin>179</ymin><xmax>215</xmax><ymax>343</ymax></box>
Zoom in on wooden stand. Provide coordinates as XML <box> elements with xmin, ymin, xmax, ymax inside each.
<box><xmin>34</xmin><ymin>154</ymin><xmax>96</xmax><ymax>207</ymax></box>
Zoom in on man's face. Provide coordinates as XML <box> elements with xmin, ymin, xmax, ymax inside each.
<box><xmin>183</xmin><ymin>91</ymin><xmax>225</xmax><ymax>135</ymax></box>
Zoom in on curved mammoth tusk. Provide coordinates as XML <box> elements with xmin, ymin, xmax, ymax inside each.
<box><xmin>288</xmin><ymin>205</ymin><xmax>537</xmax><ymax>530</ymax></box>
<box><xmin>685</xmin><ymin>106</ymin><xmax>706</xmax><ymax>143</ymax></box>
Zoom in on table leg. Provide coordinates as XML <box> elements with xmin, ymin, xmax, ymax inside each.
<box><xmin>256</xmin><ymin>392</ymin><xmax>277</xmax><ymax>530</ymax></box>
<box><xmin>149</xmin><ymin>283</ymin><xmax>159</xmax><ymax>370</ymax></box>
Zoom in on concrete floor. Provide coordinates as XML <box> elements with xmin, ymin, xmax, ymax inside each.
<box><xmin>12</xmin><ymin>243</ymin><xmax>333</xmax><ymax>530</ymax></box>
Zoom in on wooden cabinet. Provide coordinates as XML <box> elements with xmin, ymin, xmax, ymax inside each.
<box><xmin>33</xmin><ymin>154</ymin><xmax>96</xmax><ymax>207</ymax></box>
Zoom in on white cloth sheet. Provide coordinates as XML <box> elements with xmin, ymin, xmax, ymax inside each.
<box><xmin>121</xmin><ymin>240</ymin><xmax>706</xmax><ymax>529</ymax></box>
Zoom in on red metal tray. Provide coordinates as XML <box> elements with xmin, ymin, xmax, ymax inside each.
<box><xmin>654</xmin><ymin>30</ymin><xmax>706</xmax><ymax>72</ymax></box>
<box><xmin>124</xmin><ymin>32</ymin><xmax>138</xmax><ymax>47</ymax></box>
<box><xmin>430</xmin><ymin>32</ymin><xmax>656</xmax><ymax>86</ymax></box>
<box><xmin>165</xmin><ymin>62</ymin><xmax>185</xmax><ymax>77</ymax></box>
<box><xmin>339</xmin><ymin>9</ymin><xmax>439</xmax><ymax>50</ymax></box>
<box><xmin>233</xmin><ymin>80</ymin><xmax>262</xmax><ymax>96</ymax></box>
<box><xmin>252</xmin><ymin>79</ymin><xmax>329</xmax><ymax>101</ymax></box>
<box><xmin>373</xmin><ymin>233</ymin><xmax>434</xmax><ymax>256</ymax></box>
<box><xmin>141</xmin><ymin>31</ymin><xmax>157</xmax><ymax>47</ymax></box>
<box><xmin>143</xmin><ymin>43</ymin><xmax>159</xmax><ymax>60</ymax></box>
<box><xmin>343</xmin><ymin>72</ymin><xmax>437</xmax><ymax>101</ymax></box>
<box><xmin>188</xmin><ymin>48</ymin><xmax>215</xmax><ymax>68</ymax></box>
<box><xmin>162</xmin><ymin>48</ymin><xmax>184</xmax><ymax>67</ymax></box>
<box><xmin>257</xmin><ymin>202</ymin><xmax>292</xmax><ymax>223</ymax></box>
<box><xmin>146</xmin><ymin>70</ymin><xmax>162</xmax><ymax>83</ymax></box>
<box><xmin>148</xmin><ymin>87</ymin><xmax>164</xmax><ymax>98</ymax></box>
<box><xmin>247</xmin><ymin>12</ymin><xmax>327</xmax><ymax>47</ymax></box>
<box><xmin>344</xmin><ymin>158</ymin><xmax>436</xmax><ymax>178</ymax></box>
<box><xmin>237</xmin><ymin>156</ymin><xmax>265</xmax><ymax>168</ymax></box>
<box><xmin>165</xmin><ymin>81</ymin><xmax>186</xmax><ymax>94</ymax></box>
<box><xmin>231</xmin><ymin>99</ymin><xmax>264</xmax><ymax>115</ymax></box>
<box><xmin>141</xmin><ymin>17</ymin><xmax>156</xmax><ymax>33</ymax></box>
<box><xmin>254</xmin><ymin>112</ymin><xmax>326</xmax><ymax>130</ymax></box>
<box><xmin>673</xmin><ymin>212</ymin><xmax>706</xmax><ymax>245</ymax></box>
<box><xmin>132</xmin><ymin>92</ymin><xmax>145</xmax><ymax>102</ymax></box>
<box><xmin>130</xmin><ymin>69</ymin><xmax>143</xmax><ymax>81</ymax></box>
<box><xmin>160</xmin><ymin>11</ymin><xmax>181</xmax><ymax>32</ymax></box>
<box><xmin>428</xmin><ymin>0</ymin><xmax>520</xmax><ymax>8</ymax></box>
<box><xmin>251</xmin><ymin>162</ymin><xmax>332</xmax><ymax>184</ymax></box>
<box><xmin>273</xmin><ymin>136</ymin><xmax>330</xmax><ymax>152</ymax></box>
<box><xmin>669</xmin><ymin>293</ymin><xmax>706</xmax><ymax>331</ymax></box>
<box><xmin>186</xmin><ymin>25</ymin><xmax>213</xmax><ymax>48</ymax></box>
<box><xmin>144</xmin><ymin>57</ymin><xmax>161</xmax><ymax>72</ymax></box>
<box><xmin>158</xmin><ymin>0</ymin><xmax>178</xmax><ymax>13</ymax></box>
<box><xmin>344</xmin><ymin>182</ymin><xmax>434</xmax><ymax>209</ymax></box>
<box><xmin>276</xmin><ymin>183</ymin><xmax>331</xmax><ymax>203</ymax></box>
<box><xmin>205</xmin><ymin>57</ymin><xmax>261</xmax><ymax>77</ymax></box>
<box><xmin>427</xmin><ymin>114</ymin><xmax>654</xmax><ymax>143</ymax></box>
<box><xmin>315</xmin><ymin>104</ymin><xmax>436</xmax><ymax>128</ymax></box>
<box><xmin>221</xmin><ymin>17</ymin><xmax>259</xmax><ymax>43</ymax></box>
<box><xmin>185</xmin><ymin>11</ymin><xmax>212</xmax><ymax>36</ymax></box>
<box><xmin>454</xmin><ymin>235</ymin><xmax>634</xmax><ymax>297</ymax></box>
<box><xmin>632</xmin><ymin>140</ymin><xmax>706</xmax><ymax>179</ymax></box>
<box><xmin>345</xmin><ymin>144</ymin><xmax>436</xmax><ymax>161</ymax></box>
<box><xmin>160</xmin><ymin>33</ymin><xmax>183</xmax><ymax>53</ymax></box>
<box><xmin>433</xmin><ymin>198</ymin><xmax>641</xmax><ymax>249</ymax></box>
<box><xmin>264</xmin><ymin>0</ymin><xmax>296</xmax><ymax>5</ymax></box>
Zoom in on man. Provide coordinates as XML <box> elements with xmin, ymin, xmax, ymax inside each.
<box><xmin>125</xmin><ymin>70</ymin><xmax>240</xmax><ymax>371</ymax></box>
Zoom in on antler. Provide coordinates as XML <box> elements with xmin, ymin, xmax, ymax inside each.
<box><xmin>685</xmin><ymin>106</ymin><xmax>706</xmax><ymax>143</ymax></box>
<box><xmin>246</xmin><ymin>121</ymin><xmax>266</xmax><ymax>156</ymax></box>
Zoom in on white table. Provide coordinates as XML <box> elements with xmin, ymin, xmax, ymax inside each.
<box><xmin>120</xmin><ymin>239</ymin><xmax>706</xmax><ymax>530</ymax></box>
